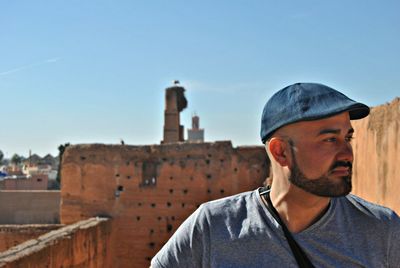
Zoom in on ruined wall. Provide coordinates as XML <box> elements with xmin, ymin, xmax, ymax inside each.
<box><xmin>2</xmin><ymin>174</ymin><xmax>48</xmax><ymax>190</ymax></box>
<box><xmin>0</xmin><ymin>191</ymin><xmax>60</xmax><ymax>224</ymax></box>
<box><xmin>0</xmin><ymin>217</ymin><xmax>111</xmax><ymax>268</ymax></box>
<box><xmin>61</xmin><ymin>141</ymin><xmax>269</xmax><ymax>268</ymax></box>
<box><xmin>163</xmin><ymin>85</ymin><xmax>188</xmax><ymax>143</ymax></box>
<box><xmin>352</xmin><ymin>98</ymin><xmax>400</xmax><ymax>213</ymax></box>
<box><xmin>0</xmin><ymin>225</ymin><xmax>63</xmax><ymax>252</ymax></box>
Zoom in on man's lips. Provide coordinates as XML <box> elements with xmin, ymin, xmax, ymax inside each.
<box><xmin>330</xmin><ymin>167</ymin><xmax>351</xmax><ymax>176</ymax></box>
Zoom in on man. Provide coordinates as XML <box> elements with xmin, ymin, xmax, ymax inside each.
<box><xmin>151</xmin><ymin>83</ymin><xmax>400</xmax><ymax>267</ymax></box>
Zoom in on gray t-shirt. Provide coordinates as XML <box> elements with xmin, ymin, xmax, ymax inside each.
<box><xmin>151</xmin><ymin>189</ymin><xmax>400</xmax><ymax>267</ymax></box>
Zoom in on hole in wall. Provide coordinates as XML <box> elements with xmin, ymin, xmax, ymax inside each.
<box><xmin>150</xmin><ymin>229</ymin><xmax>154</xmax><ymax>234</ymax></box>
<box><xmin>183</xmin><ymin>189</ymin><xmax>188</xmax><ymax>194</ymax></box>
<box><xmin>138</xmin><ymin>202</ymin><xmax>142</xmax><ymax>206</ymax></box>
<box><xmin>167</xmin><ymin>202</ymin><xmax>171</xmax><ymax>207</ymax></box>
<box><xmin>207</xmin><ymin>189</ymin><xmax>211</xmax><ymax>194</ymax></box>
<box><xmin>115</xmin><ymin>186</ymin><xmax>124</xmax><ymax>197</ymax></box>
<box><xmin>234</xmin><ymin>168</ymin><xmax>238</xmax><ymax>172</ymax></box>
<box><xmin>181</xmin><ymin>203</ymin><xmax>185</xmax><ymax>208</ymax></box>
<box><xmin>206</xmin><ymin>174</ymin><xmax>212</xmax><ymax>179</ymax></box>
<box><xmin>169</xmin><ymin>176</ymin><xmax>173</xmax><ymax>180</ymax></box>
<box><xmin>157</xmin><ymin>216</ymin><xmax>162</xmax><ymax>221</ymax></box>
<box><xmin>116</xmin><ymin>174</ymin><xmax>120</xmax><ymax>177</ymax></box>
<box><xmin>169</xmin><ymin>189</ymin><xmax>174</xmax><ymax>194</ymax></box>
<box><xmin>148</xmin><ymin>242</ymin><xmax>155</xmax><ymax>249</ymax></box>
<box><xmin>167</xmin><ymin>224</ymin><xmax>173</xmax><ymax>233</ymax></box>
<box><xmin>80</xmin><ymin>156</ymin><xmax>86</xmax><ymax>161</ymax></box>
<box><xmin>205</xmin><ymin>159</ymin><xmax>210</xmax><ymax>165</ymax></box>
<box><xmin>151</xmin><ymin>203</ymin><xmax>156</xmax><ymax>208</ymax></box>
<box><xmin>136</xmin><ymin>216</ymin><xmax>141</xmax><ymax>221</ymax></box>
<box><xmin>220</xmin><ymin>189</ymin><xmax>225</xmax><ymax>194</ymax></box>
<box><xmin>171</xmin><ymin>216</ymin><xmax>175</xmax><ymax>221</ymax></box>
<box><xmin>127</xmin><ymin>176</ymin><xmax>131</xmax><ymax>179</ymax></box>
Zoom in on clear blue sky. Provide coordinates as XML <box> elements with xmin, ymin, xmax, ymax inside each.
<box><xmin>1</xmin><ymin>0</ymin><xmax>399</xmax><ymax>157</ymax></box>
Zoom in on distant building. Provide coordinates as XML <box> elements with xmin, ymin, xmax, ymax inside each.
<box><xmin>42</xmin><ymin>154</ymin><xmax>58</xmax><ymax>167</ymax></box>
<box><xmin>23</xmin><ymin>164</ymin><xmax>57</xmax><ymax>180</ymax></box>
<box><xmin>0</xmin><ymin>151</ymin><xmax>60</xmax><ymax>190</ymax></box>
<box><xmin>20</xmin><ymin>152</ymin><xmax>59</xmax><ymax>182</ymax></box>
<box><xmin>23</xmin><ymin>152</ymin><xmax>58</xmax><ymax>168</ymax></box>
<box><xmin>28</xmin><ymin>154</ymin><xmax>42</xmax><ymax>165</ymax></box>
<box><xmin>187</xmin><ymin>114</ymin><xmax>204</xmax><ymax>142</ymax></box>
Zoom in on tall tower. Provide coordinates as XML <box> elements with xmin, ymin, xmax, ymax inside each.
<box><xmin>187</xmin><ymin>114</ymin><xmax>204</xmax><ymax>142</ymax></box>
<box><xmin>162</xmin><ymin>81</ymin><xmax>188</xmax><ymax>143</ymax></box>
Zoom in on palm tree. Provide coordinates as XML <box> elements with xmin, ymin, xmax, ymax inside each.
<box><xmin>11</xmin><ymin>154</ymin><xmax>22</xmax><ymax>166</ymax></box>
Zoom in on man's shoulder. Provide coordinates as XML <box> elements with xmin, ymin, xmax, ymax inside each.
<box><xmin>203</xmin><ymin>189</ymin><xmax>256</xmax><ymax>206</ymax></box>
<box><xmin>200</xmin><ymin>189</ymin><xmax>259</xmax><ymax>216</ymax></box>
<box><xmin>341</xmin><ymin>194</ymin><xmax>399</xmax><ymax>222</ymax></box>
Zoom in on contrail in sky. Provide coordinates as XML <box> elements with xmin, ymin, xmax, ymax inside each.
<box><xmin>0</xmin><ymin>57</ymin><xmax>61</xmax><ymax>76</ymax></box>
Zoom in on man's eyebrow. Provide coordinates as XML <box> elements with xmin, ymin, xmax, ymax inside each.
<box><xmin>317</xmin><ymin>128</ymin><xmax>354</xmax><ymax>136</ymax></box>
<box><xmin>318</xmin><ymin>128</ymin><xmax>341</xmax><ymax>135</ymax></box>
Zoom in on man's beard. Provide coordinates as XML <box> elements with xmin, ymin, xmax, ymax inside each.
<box><xmin>288</xmin><ymin>146</ymin><xmax>352</xmax><ymax>197</ymax></box>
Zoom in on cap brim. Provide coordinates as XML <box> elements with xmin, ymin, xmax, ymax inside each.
<box><xmin>348</xmin><ymin>103</ymin><xmax>370</xmax><ymax>120</ymax></box>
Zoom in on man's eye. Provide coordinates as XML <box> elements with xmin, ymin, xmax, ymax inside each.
<box><xmin>324</xmin><ymin>137</ymin><xmax>337</xmax><ymax>142</ymax></box>
<box><xmin>345</xmin><ymin>136</ymin><xmax>354</xmax><ymax>142</ymax></box>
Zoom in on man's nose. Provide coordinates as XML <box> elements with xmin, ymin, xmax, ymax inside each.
<box><xmin>337</xmin><ymin>141</ymin><xmax>354</xmax><ymax>163</ymax></box>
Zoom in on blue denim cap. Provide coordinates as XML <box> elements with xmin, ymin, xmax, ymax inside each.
<box><xmin>260</xmin><ymin>82</ymin><xmax>370</xmax><ymax>143</ymax></box>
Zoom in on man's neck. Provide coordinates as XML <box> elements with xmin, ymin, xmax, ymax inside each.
<box><xmin>268</xmin><ymin>184</ymin><xmax>331</xmax><ymax>233</ymax></box>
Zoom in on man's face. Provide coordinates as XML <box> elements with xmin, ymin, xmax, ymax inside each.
<box><xmin>282</xmin><ymin>112</ymin><xmax>354</xmax><ymax>197</ymax></box>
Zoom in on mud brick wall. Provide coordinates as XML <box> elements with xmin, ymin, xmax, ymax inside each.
<box><xmin>0</xmin><ymin>217</ymin><xmax>111</xmax><ymax>268</ymax></box>
<box><xmin>60</xmin><ymin>141</ymin><xmax>269</xmax><ymax>268</ymax></box>
<box><xmin>0</xmin><ymin>191</ymin><xmax>60</xmax><ymax>224</ymax></box>
<box><xmin>352</xmin><ymin>98</ymin><xmax>400</xmax><ymax>213</ymax></box>
<box><xmin>0</xmin><ymin>225</ymin><xmax>63</xmax><ymax>252</ymax></box>
<box><xmin>2</xmin><ymin>174</ymin><xmax>48</xmax><ymax>190</ymax></box>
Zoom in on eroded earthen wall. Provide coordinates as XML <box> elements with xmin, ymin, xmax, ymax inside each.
<box><xmin>0</xmin><ymin>225</ymin><xmax>63</xmax><ymax>252</ymax></box>
<box><xmin>2</xmin><ymin>174</ymin><xmax>48</xmax><ymax>190</ymax></box>
<box><xmin>60</xmin><ymin>141</ymin><xmax>269</xmax><ymax>268</ymax></box>
<box><xmin>0</xmin><ymin>217</ymin><xmax>111</xmax><ymax>268</ymax></box>
<box><xmin>352</xmin><ymin>98</ymin><xmax>400</xmax><ymax>213</ymax></box>
<box><xmin>0</xmin><ymin>191</ymin><xmax>60</xmax><ymax>224</ymax></box>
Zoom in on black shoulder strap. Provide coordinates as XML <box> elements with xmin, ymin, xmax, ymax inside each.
<box><xmin>259</xmin><ymin>187</ymin><xmax>315</xmax><ymax>268</ymax></box>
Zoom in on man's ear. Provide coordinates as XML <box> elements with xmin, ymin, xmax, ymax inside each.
<box><xmin>268</xmin><ymin>138</ymin><xmax>289</xmax><ymax>167</ymax></box>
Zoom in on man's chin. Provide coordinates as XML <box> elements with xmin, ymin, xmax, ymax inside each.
<box><xmin>320</xmin><ymin>180</ymin><xmax>352</xmax><ymax>197</ymax></box>
<box><xmin>299</xmin><ymin>177</ymin><xmax>352</xmax><ymax>197</ymax></box>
